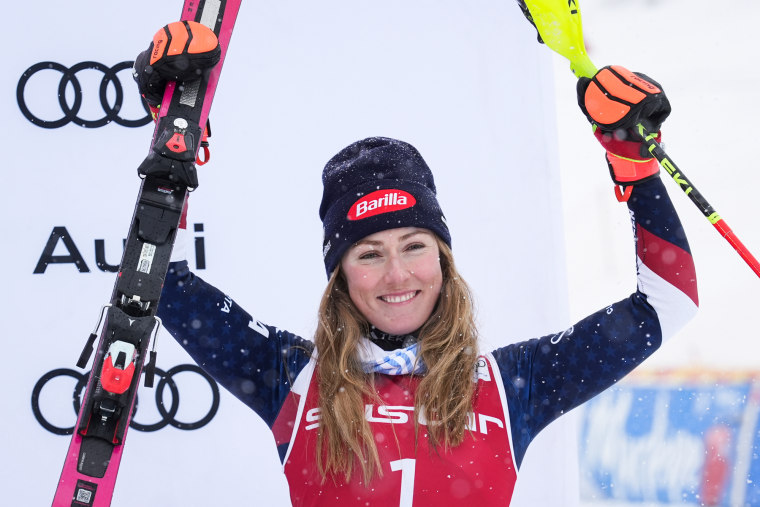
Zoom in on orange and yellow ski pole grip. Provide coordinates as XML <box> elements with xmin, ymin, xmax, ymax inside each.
<box><xmin>518</xmin><ymin>0</ymin><xmax>760</xmax><ymax>279</ymax></box>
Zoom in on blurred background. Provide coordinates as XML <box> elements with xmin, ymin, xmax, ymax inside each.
<box><xmin>4</xmin><ymin>0</ymin><xmax>758</xmax><ymax>506</ymax></box>
<box><xmin>559</xmin><ymin>1</ymin><xmax>760</xmax><ymax>506</ymax></box>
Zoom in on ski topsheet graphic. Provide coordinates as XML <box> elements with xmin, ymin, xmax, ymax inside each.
<box><xmin>52</xmin><ymin>1</ymin><xmax>242</xmax><ymax>505</ymax></box>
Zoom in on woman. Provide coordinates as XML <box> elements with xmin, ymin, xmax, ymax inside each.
<box><xmin>138</xmin><ymin>22</ymin><xmax>699</xmax><ymax>506</ymax></box>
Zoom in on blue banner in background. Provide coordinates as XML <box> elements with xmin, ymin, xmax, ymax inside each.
<box><xmin>578</xmin><ymin>371</ymin><xmax>760</xmax><ymax>506</ymax></box>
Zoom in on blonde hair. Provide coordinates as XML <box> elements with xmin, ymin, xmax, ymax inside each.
<box><xmin>313</xmin><ymin>236</ymin><xmax>478</xmax><ymax>484</ymax></box>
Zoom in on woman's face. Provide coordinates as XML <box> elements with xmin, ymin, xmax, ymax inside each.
<box><xmin>340</xmin><ymin>227</ymin><xmax>443</xmax><ymax>336</ymax></box>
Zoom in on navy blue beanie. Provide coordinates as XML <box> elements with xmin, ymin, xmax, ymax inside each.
<box><xmin>320</xmin><ymin>137</ymin><xmax>451</xmax><ymax>277</ymax></box>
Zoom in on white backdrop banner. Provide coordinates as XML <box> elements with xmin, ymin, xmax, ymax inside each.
<box><xmin>3</xmin><ymin>1</ymin><xmax>577</xmax><ymax>506</ymax></box>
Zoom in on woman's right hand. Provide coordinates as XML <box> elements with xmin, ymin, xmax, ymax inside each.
<box><xmin>132</xmin><ymin>21</ymin><xmax>221</xmax><ymax>108</ymax></box>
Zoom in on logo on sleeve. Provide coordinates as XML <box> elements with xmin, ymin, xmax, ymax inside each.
<box><xmin>347</xmin><ymin>189</ymin><xmax>416</xmax><ymax>220</ymax></box>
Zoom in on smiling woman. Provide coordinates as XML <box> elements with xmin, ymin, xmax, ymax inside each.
<box><xmin>340</xmin><ymin>228</ymin><xmax>443</xmax><ymax>336</ymax></box>
<box><xmin>141</xmin><ymin>20</ymin><xmax>700</xmax><ymax>507</ymax></box>
<box><xmin>157</xmin><ymin>135</ymin><xmax>698</xmax><ymax>506</ymax></box>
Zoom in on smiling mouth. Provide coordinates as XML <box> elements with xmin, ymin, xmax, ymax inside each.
<box><xmin>380</xmin><ymin>291</ymin><xmax>419</xmax><ymax>304</ymax></box>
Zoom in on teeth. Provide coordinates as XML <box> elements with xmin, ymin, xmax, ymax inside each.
<box><xmin>382</xmin><ymin>291</ymin><xmax>416</xmax><ymax>303</ymax></box>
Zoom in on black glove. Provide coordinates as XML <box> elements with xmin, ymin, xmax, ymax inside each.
<box><xmin>132</xmin><ymin>20</ymin><xmax>221</xmax><ymax>108</ymax></box>
<box><xmin>577</xmin><ymin>65</ymin><xmax>671</xmax><ymax>200</ymax></box>
<box><xmin>577</xmin><ymin>65</ymin><xmax>670</xmax><ymax>141</ymax></box>
<box><xmin>515</xmin><ymin>0</ymin><xmax>544</xmax><ymax>44</ymax></box>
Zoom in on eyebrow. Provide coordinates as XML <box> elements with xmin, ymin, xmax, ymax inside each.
<box><xmin>352</xmin><ymin>229</ymin><xmax>431</xmax><ymax>248</ymax></box>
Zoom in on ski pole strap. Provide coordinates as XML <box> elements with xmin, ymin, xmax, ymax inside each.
<box><xmin>197</xmin><ymin>119</ymin><xmax>211</xmax><ymax>165</ymax></box>
<box><xmin>605</xmin><ymin>151</ymin><xmax>660</xmax><ymax>203</ymax></box>
<box><xmin>590</xmin><ymin>125</ymin><xmax>660</xmax><ymax>202</ymax></box>
<box><xmin>147</xmin><ymin>103</ymin><xmax>161</xmax><ymax>121</ymax></box>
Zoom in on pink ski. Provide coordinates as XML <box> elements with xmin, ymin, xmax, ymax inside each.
<box><xmin>52</xmin><ymin>1</ymin><xmax>242</xmax><ymax>505</ymax></box>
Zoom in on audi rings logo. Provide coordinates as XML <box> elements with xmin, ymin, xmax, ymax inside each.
<box><xmin>32</xmin><ymin>365</ymin><xmax>220</xmax><ymax>434</ymax></box>
<box><xmin>17</xmin><ymin>61</ymin><xmax>152</xmax><ymax>129</ymax></box>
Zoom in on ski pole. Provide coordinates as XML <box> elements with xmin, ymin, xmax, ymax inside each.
<box><xmin>516</xmin><ymin>0</ymin><xmax>760</xmax><ymax>279</ymax></box>
<box><xmin>636</xmin><ymin>123</ymin><xmax>760</xmax><ymax>277</ymax></box>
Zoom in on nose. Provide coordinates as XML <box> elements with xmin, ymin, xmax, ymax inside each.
<box><xmin>383</xmin><ymin>254</ymin><xmax>411</xmax><ymax>284</ymax></box>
